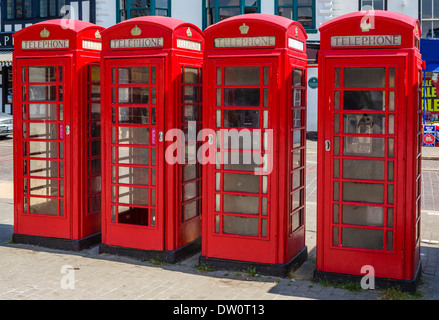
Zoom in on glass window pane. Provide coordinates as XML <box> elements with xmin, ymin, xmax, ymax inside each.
<box><xmin>90</xmin><ymin>85</ymin><xmax>100</xmax><ymax>101</ymax></box>
<box><xmin>389</xmin><ymin>91</ymin><xmax>395</xmax><ymax>111</ymax></box>
<box><xmin>342</xmin><ymin>205</ymin><xmax>384</xmax><ymax>227</ymax></box>
<box><xmin>292</xmin><ymin>190</ymin><xmax>302</xmax><ymax>211</ymax></box>
<box><xmin>293</xmin><ymin>149</ymin><xmax>302</xmax><ymax>169</ymax></box>
<box><xmin>119</xmin><ymin>186</ymin><xmax>148</xmax><ymax>206</ymax></box>
<box><xmin>117</xmin><ymin>206</ymin><xmax>150</xmax><ymax>226</ymax></box>
<box><xmin>118</xmin><ymin>127</ymin><xmax>149</xmax><ymax>145</ymax></box>
<box><xmin>224</xmin><ymin>110</ymin><xmax>260</xmax><ymax>128</ymax></box>
<box><xmin>29</xmin><ymin>85</ymin><xmax>57</xmax><ymax>101</ymax></box>
<box><xmin>89</xmin><ymin>65</ymin><xmax>100</xmax><ymax>82</ymax></box>
<box><xmin>184</xmin><ymin>200</ymin><xmax>200</xmax><ymax>221</ymax></box>
<box><xmin>118</xmin><ymin>107</ymin><xmax>149</xmax><ymax>124</ymax></box>
<box><xmin>387</xmin><ymin>208</ymin><xmax>394</xmax><ymax>228</ymax></box>
<box><xmin>344</xmin><ymin>68</ymin><xmax>385</xmax><ymax>87</ymax></box>
<box><xmin>223</xmin><ymin>215</ymin><xmax>259</xmax><ymax>237</ymax></box>
<box><xmin>29</xmin><ymin>178</ymin><xmax>58</xmax><ymax>196</ymax></box>
<box><xmin>334</xmin><ymin>181</ymin><xmax>339</xmax><ymax>201</ymax></box>
<box><xmin>334</xmin><ymin>68</ymin><xmax>341</xmax><ymax>87</ymax></box>
<box><xmin>183</xmin><ymin>86</ymin><xmax>199</xmax><ymax>104</ymax></box>
<box><xmin>118</xmin><ymin>87</ymin><xmax>149</xmax><ymax>104</ymax></box>
<box><xmin>118</xmin><ymin>67</ymin><xmax>149</xmax><ymax>84</ymax></box>
<box><xmin>293</xmin><ymin>130</ymin><xmax>302</xmax><ymax>148</ymax></box>
<box><xmin>183</xmin><ymin>106</ymin><xmax>198</xmax><ymax>122</ymax></box>
<box><xmin>343</xmin><ymin>159</ymin><xmax>385</xmax><ymax>180</ymax></box>
<box><xmin>223</xmin><ymin>194</ymin><xmax>259</xmax><ymax>215</ymax></box>
<box><xmin>29</xmin><ymin>160</ymin><xmax>58</xmax><ymax>177</ymax></box>
<box><xmin>131</xmin><ymin>8</ymin><xmax>151</xmax><ymax>17</ymax></box>
<box><xmin>278</xmin><ymin>6</ymin><xmax>292</xmax><ymax>19</ymax></box>
<box><xmin>389</xmin><ymin>68</ymin><xmax>395</xmax><ymax>88</ymax></box>
<box><xmin>344</xmin><ymin>114</ymin><xmax>385</xmax><ymax>134</ymax></box>
<box><xmin>224</xmin><ymin>88</ymin><xmax>260</xmax><ymax>106</ymax></box>
<box><xmin>294</xmin><ymin>89</ymin><xmax>302</xmax><ymax>107</ymax></box>
<box><xmin>184</xmin><ymin>164</ymin><xmax>198</xmax><ymax>181</ymax></box>
<box><xmin>29</xmin><ymin>141</ymin><xmax>58</xmax><ymax>158</ymax></box>
<box><xmin>333</xmin><ymin>227</ymin><xmax>339</xmax><ymax>246</ymax></box>
<box><xmin>184</xmin><ymin>67</ymin><xmax>199</xmax><ymax>84</ymax></box>
<box><xmin>342</xmin><ymin>182</ymin><xmax>384</xmax><ymax>204</ymax></box>
<box><xmin>293</xmin><ymin>109</ymin><xmax>302</xmax><ymax>128</ymax></box>
<box><xmin>118</xmin><ymin>147</ymin><xmax>148</xmax><ymax>165</ymax></box>
<box><xmin>29</xmin><ymin>66</ymin><xmax>57</xmax><ymax>83</ymax></box>
<box><xmin>297</xmin><ymin>7</ymin><xmax>313</xmax><ymax>27</ymax></box>
<box><xmin>219</xmin><ymin>7</ymin><xmax>240</xmax><ymax>21</ymax></box>
<box><xmin>292</xmin><ymin>211</ymin><xmax>301</xmax><ymax>231</ymax></box>
<box><xmin>342</xmin><ymin>227</ymin><xmax>383</xmax><ymax>250</ymax></box>
<box><xmin>29</xmin><ymin>197</ymin><xmax>58</xmax><ymax>215</ymax></box>
<box><xmin>119</xmin><ymin>167</ymin><xmax>149</xmax><ymax>185</ymax></box>
<box><xmin>343</xmin><ymin>91</ymin><xmax>385</xmax><ymax>111</ymax></box>
<box><xmin>183</xmin><ymin>181</ymin><xmax>200</xmax><ymax>201</ymax></box>
<box><xmin>223</xmin><ymin>151</ymin><xmax>261</xmax><ymax>171</ymax></box>
<box><xmin>422</xmin><ymin>0</ymin><xmax>433</xmax><ymax>19</ymax></box>
<box><xmin>343</xmin><ymin>137</ymin><xmax>385</xmax><ymax>157</ymax></box>
<box><xmin>223</xmin><ymin>173</ymin><xmax>259</xmax><ymax>193</ymax></box>
<box><xmin>294</xmin><ymin>69</ymin><xmax>303</xmax><ymax>87</ymax></box>
<box><xmin>224</xmin><ymin>67</ymin><xmax>260</xmax><ymax>85</ymax></box>
<box><xmin>29</xmin><ymin>123</ymin><xmax>57</xmax><ymax>140</ymax></box>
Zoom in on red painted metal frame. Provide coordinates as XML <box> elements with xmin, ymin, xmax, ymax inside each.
<box><xmin>100</xmin><ymin>16</ymin><xmax>204</xmax><ymax>254</ymax></box>
<box><xmin>12</xmin><ymin>20</ymin><xmax>104</xmax><ymax>243</ymax></box>
<box><xmin>316</xmin><ymin>11</ymin><xmax>422</xmax><ymax>281</ymax></box>
<box><xmin>202</xmin><ymin>14</ymin><xmax>308</xmax><ymax>266</ymax></box>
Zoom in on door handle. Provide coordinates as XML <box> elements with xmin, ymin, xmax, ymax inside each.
<box><xmin>158</xmin><ymin>131</ymin><xmax>164</xmax><ymax>142</ymax></box>
<box><xmin>66</xmin><ymin>125</ymin><xmax>70</xmax><ymax>135</ymax></box>
<box><xmin>208</xmin><ymin>134</ymin><xmax>214</xmax><ymax>145</ymax></box>
<box><xmin>325</xmin><ymin>140</ymin><xmax>331</xmax><ymax>151</ymax></box>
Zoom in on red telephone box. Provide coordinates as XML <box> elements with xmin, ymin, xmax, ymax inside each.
<box><xmin>315</xmin><ymin>11</ymin><xmax>423</xmax><ymax>292</ymax></box>
<box><xmin>99</xmin><ymin>17</ymin><xmax>204</xmax><ymax>262</ymax></box>
<box><xmin>12</xmin><ymin>20</ymin><xmax>104</xmax><ymax>250</ymax></box>
<box><xmin>199</xmin><ymin>14</ymin><xmax>308</xmax><ymax>276</ymax></box>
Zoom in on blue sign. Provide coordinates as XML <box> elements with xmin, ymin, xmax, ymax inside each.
<box><xmin>423</xmin><ymin>125</ymin><xmax>436</xmax><ymax>147</ymax></box>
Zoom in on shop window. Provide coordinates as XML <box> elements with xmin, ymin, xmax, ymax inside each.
<box><xmin>359</xmin><ymin>0</ymin><xmax>387</xmax><ymax>10</ymax></box>
<box><xmin>118</xmin><ymin>0</ymin><xmax>171</xmax><ymax>22</ymax></box>
<box><xmin>6</xmin><ymin>0</ymin><xmax>33</xmax><ymax>19</ymax></box>
<box><xmin>421</xmin><ymin>0</ymin><xmax>439</xmax><ymax>38</ymax></box>
<box><xmin>204</xmin><ymin>0</ymin><xmax>261</xmax><ymax>29</ymax></box>
<box><xmin>276</xmin><ymin>1</ymin><xmax>315</xmax><ymax>32</ymax></box>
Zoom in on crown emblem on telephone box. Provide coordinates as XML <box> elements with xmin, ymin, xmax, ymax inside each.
<box><xmin>239</xmin><ymin>23</ymin><xmax>249</xmax><ymax>35</ymax></box>
<box><xmin>40</xmin><ymin>28</ymin><xmax>50</xmax><ymax>38</ymax></box>
<box><xmin>131</xmin><ymin>25</ymin><xmax>142</xmax><ymax>36</ymax></box>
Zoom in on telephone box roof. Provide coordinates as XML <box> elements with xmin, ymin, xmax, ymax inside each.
<box><xmin>319</xmin><ymin>10</ymin><xmax>421</xmax><ymax>50</ymax></box>
<box><xmin>14</xmin><ymin>19</ymin><xmax>103</xmax><ymax>38</ymax></box>
<box><xmin>101</xmin><ymin>16</ymin><xmax>203</xmax><ymax>36</ymax></box>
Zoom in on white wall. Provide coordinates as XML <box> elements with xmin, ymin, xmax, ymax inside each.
<box><xmin>307</xmin><ymin>67</ymin><xmax>319</xmax><ymax>133</ymax></box>
<box><xmin>388</xmin><ymin>0</ymin><xmax>419</xmax><ymax>19</ymax></box>
<box><xmin>332</xmin><ymin>0</ymin><xmax>359</xmax><ymax>17</ymax></box>
<box><xmin>96</xmin><ymin>0</ymin><xmax>117</xmax><ymax>28</ymax></box>
<box><xmin>333</xmin><ymin>0</ymin><xmax>419</xmax><ymax>19</ymax></box>
<box><xmin>172</xmin><ymin>0</ymin><xmax>203</xmax><ymax>30</ymax></box>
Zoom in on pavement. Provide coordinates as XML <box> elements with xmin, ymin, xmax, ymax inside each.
<box><xmin>0</xmin><ymin>135</ymin><xmax>438</xmax><ymax>302</ymax></box>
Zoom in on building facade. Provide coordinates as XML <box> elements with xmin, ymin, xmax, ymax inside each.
<box><xmin>0</xmin><ymin>0</ymin><xmax>116</xmax><ymax>114</ymax></box>
<box><xmin>1</xmin><ymin>0</ymin><xmax>437</xmax><ymax>129</ymax></box>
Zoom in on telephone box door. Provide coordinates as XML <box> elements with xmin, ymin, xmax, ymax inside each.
<box><xmin>103</xmin><ymin>58</ymin><xmax>165</xmax><ymax>251</ymax></box>
<box><xmin>206</xmin><ymin>57</ymin><xmax>278</xmax><ymax>263</ymax></box>
<box><xmin>16</xmin><ymin>58</ymin><xmax>71</xmax><ymax>238</ymax></box>
<box><xmin>320</xmin><ymin>57</ymin><xmax>405</xmax><ymax>278</ymax></box>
